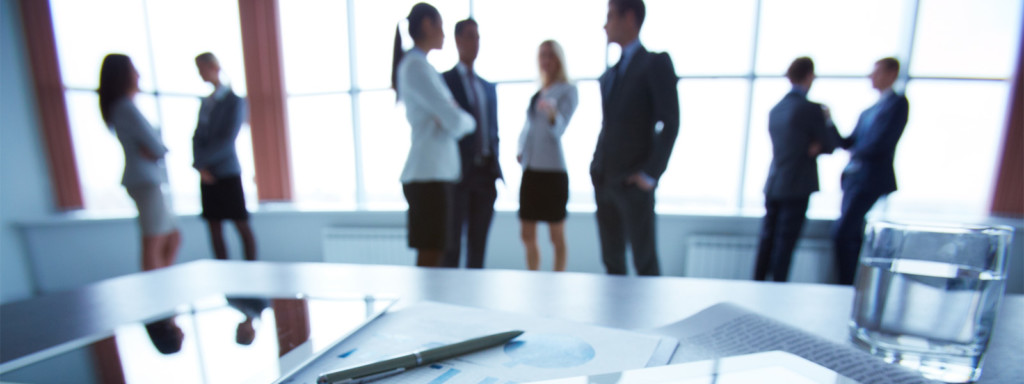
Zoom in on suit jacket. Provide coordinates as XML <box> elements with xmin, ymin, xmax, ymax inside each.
<box><xmin>840</xmin><ymin>92</ymin><xmax>909</xmax><ymax>195</ymax></box>
<box><xmin>443</xmin><ymin>66</ymin><xmax>502</xmax><ymax>183</ymax></box>
<box><xmin>397</xmin><ymin>49</ymin><xmax>474</xmax><ymax>183</ymax></box>
<box><xmin>591</xmin><ymin>45</ymin><xmax>679</xmax><ymax>186</ymax></box>
<box><xmin>193</xmin><ymin>88</ymin><xmax>246</xmax><ymax>177</ymax></box>
<box><xmin>763</xmin><ymin>90</ymin><xmax>838</xmax><ymax>200</ymax></box>
<box><xmin>111</xmin><ymin>98</ymin><xmax>168</xmax><ymax>187</ymax></box>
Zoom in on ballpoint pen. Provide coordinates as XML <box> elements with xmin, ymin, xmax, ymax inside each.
<box><xmin>317</xmin><ymin>330</ymin><xmax>524</xmax><ymax>384</ymax></box>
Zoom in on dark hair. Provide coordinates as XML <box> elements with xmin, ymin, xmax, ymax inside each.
<box><xmin>98</xmin><ymin>53</ymin><xmax>136</xmax><ymax>126</ymax></box>
<box><xmin>786</xmin><ymin>57</ymin><xmax>815</xmax><ymax>84</ymax></box>
<box><xmin>609</xmin><ymin>0</ymin><xmax>646</xmax><ymax>28</ymax></box>
<box><xmin>195</xmin><ymin>51</ymin><xmax>218</xmax><ymax>65</ymax></box>
<box><xmin>876</xmin><ymin>57</ymin><xmax>900</xmax><ymax>74</ymax></box>
<box><xmin>145</xmin><ymin>318</ymin><xmax>184</xmax><ymax>355</ymax></box>
<box><xmin>454</xmin><ymin>18</ymin><xmax>477</xmax><ymax>37</ymax></box>
<box><xmin>391</xmin><ymin>2</ymin><xmax>442</xmax><ymax>96</ymax></box>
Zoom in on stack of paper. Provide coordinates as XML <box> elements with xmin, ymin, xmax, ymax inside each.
<box><xmin>645</xmin><ymin>303</ymin><xmax>936</xmax><ymax>384</ymax></box>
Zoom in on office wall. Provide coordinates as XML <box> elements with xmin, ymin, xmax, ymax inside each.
<box><xmin>19</xmin><ymin>209</ymin><xmax>1024</xmax><ymax>296</ymax></box>
<box><xmin>1</xmin><ymin>0</ymin><xmax>55</xmax><ymax>304</ymax></box>
<box><xmin>17</xmin><ymin>210</ymin><xmax>779</xmax><ymax>293</ymax></box>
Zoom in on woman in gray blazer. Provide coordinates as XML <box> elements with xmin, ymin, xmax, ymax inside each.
<box><xmin>517</xmin><ymin>40</ymin><xmax>578</xmax><ymax>271</ymax></box>
<box><xmin>99</xmin><ymin>54</ymin><xmax>180</xmax><ymax>271</ymax></box>
<box><xmin>193</xmin><ymin>52</ymin><xmax>256</xmax><ymax>262</ymax></box>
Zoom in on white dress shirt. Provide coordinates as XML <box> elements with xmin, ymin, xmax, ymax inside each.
<box><xmin>398</xmin><ymin>48</ymin><xmax>475</xmax><ymax>183</ymax></box>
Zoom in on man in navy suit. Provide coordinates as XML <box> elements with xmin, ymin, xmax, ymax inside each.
<box><xmin>755</xmin><ymin>57</ymin><xmax>838</xmax><ymax>282</ymax></box>
<box><xmin>592</xmin><ymin>0</ymin><xmax>679</xmax><ymax>276</ymax></box>
<box><xmin>833</xmin><ymin>57</ymin><xmax>909</xmax><ymax>285</ymax></box>
<box><xmin>442</xmin><ymin>19</ymin><xmax>502</xmax><ymax>269</ymax></box>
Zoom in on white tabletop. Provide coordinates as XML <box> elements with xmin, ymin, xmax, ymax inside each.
<box><xmin>1</xmin><ymin>260</ymin><xmax>1020</xmax><ymax>383</ymax></box>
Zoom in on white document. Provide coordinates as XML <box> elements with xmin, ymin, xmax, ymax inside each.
<box><xmin>278</xmin><ymin>301</ymin><xmax>677</xmax><ymax>384</ymax></box>
<box><xmin>646</xmin><ymin>303</ymin><xmax>938</xmax><ymax>384</ymax></box>
<box><xmin>527</xmin><ymin>351</ymin><xmax>860</xmax><ymax>384</ymax></box>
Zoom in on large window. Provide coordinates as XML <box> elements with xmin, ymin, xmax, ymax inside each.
<box><xmin>51</xmin><ymin>0</ymin><xmax>254</xmax><ymax>214</ymax></box>
<box><xmin>52</xmin><ymin>0</ymin><xmax>1022</xmax><ymax>220</ymax></box>
<box><xmin>279</xmin><ymin>0</ymin><xmax>470</xmax><ymax>209</ymax></box>
<box><xmin>279</xmin><ymin>0</ymin><xmax>356</xmax><ymax>208</ymax></box>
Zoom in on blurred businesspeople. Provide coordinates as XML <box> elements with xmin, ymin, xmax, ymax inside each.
<box><xmin>518</xmin><ymin>40</ymin><xmax>579</xmax><ymax>272</ymax></box>
<box><xmin>193</xmin><ymin>52</ymin><xmax>257</xmax><ymax>262</ymax></box>
<box><xmin>443</xmin><ymin>19</ymin><xmax>502</xmax><ymax>269</ymax></box>
<box><xmin>754</xmin><ymin>57</ymin><xmax>838</xmax><ymax>282</ymax></box>
<box><xmin>592</xmin><ymin>0</ymin><xmax>679</xmax><ymax>276</ymax></box>
<box><xmin>86</xmin><ymin>1</ymin><xmax>929</xmax><ymax>281</ymax></box>
<box><xmin>833</xmin><ymin>57</ymin><xmax>909</xmax><ymax>285</ymax></box>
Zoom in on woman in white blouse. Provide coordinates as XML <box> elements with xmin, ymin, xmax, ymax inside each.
<box><xmin>392</xmin><ymin>2</ymin><xmax>474</xmax><ymax>267</ymax></box>
<box><xmin>517</xmin><ymin>40</ymin><xmax>579</xmax><ymax>271</ymax></box>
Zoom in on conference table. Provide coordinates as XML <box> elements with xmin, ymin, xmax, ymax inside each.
<box><xmin>1</xmin><ymin>260</ymin><xmax>1020</xmax><ymax>383</ymax></box>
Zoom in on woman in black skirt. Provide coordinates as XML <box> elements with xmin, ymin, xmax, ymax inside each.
<box><xmin>393</xmin><ymin>3</ymin><xmax>474</xmax><ymax>266</ymax></box>
<box><xmin>517</xmin><ymin>40</ymin><xmax>578</xmax><ymax>271</ymax></box>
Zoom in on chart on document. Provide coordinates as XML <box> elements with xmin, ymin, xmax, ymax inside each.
<box><xmin>277</xmin><ymin>302</ymin><xmax>677</xmax><ymax>383</ymax></box>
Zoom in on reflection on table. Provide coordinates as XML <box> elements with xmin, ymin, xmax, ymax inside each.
<box><xmin>0</xmin><ymin>294</ymin><xmax>394</xmax><ymax>384</ymax></box>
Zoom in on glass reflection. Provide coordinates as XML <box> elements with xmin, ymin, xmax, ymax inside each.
<box><xmin>0</xmin><ymin>295</ymin><xmax>395</xmax><ymax>384</ymax></box>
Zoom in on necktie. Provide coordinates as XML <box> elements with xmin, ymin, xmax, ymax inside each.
<box><xmin>606</xmin><ymin>62</ymin><xmax>621</xmax><ymax>100</ymax></box>
<box><xmin>466</xmin><ymin>70</ymin><xmax>489</xmax><ymax>162</ymax></box>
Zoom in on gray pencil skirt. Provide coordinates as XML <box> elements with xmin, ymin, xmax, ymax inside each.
<box><xmin>127</xmin><ymin>184</ymin><xmax>178</xmax><ymax>236</ymax></box>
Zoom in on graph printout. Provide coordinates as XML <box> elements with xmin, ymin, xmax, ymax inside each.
<box><xmin>277</xmin><ymin>301</ymin><xmax>677</xmax><ymax>384</ymax></box>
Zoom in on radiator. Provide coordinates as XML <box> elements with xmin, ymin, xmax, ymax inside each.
<box><xmin>685</xmin><ymin>235</ymin><xmax>835</xmax><ymax>283</ymax></box>
<box><xmin>322</xmin><ymin>227</ymin><xmax>416</xmax><ymax>266</ymax></box>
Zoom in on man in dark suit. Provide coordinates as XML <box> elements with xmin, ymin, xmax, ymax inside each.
<box><xmin>754</xmin><ymin>57</ymin><xmax>838</xmax><ymax>282</ymax></box>
<box><xmin>833</xmin><ymin>57</ymin><xmax>909</xmax><ymax>285</ymax></box>
<box><xmin>442</xmin><ymin>19</ymin><xmax>502</xmax><ymax>269</ymax></box>
<box><xmin>591</xmin><ymin>0</ymin><xmax>679</xmax><ymax>276</ymax></box>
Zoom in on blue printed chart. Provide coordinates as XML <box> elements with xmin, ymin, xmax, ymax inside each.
<box><xmin>503</xmin><ymin>334</ymin><xmax>596</xmax><ymax>369</ymax></box>
<box><xmin>277</xmin><ymin>302</ymin><xmax>676</xmax><ymax>383</ymax></box>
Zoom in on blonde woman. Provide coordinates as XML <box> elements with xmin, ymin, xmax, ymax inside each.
<box><xmin>517</xmin><ymin>40</ymin><xmax>578</xmax><ymax>271</ymax></box>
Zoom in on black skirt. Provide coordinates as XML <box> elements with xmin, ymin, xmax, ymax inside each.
<box><xmin>519</xmin><ymin>169</ymin><xmax>569</xmax><ymax>222</ymax></box>
<box><xmin>403</xmin><ymin>182</ymin><xmax>454</xmax><ymax>250</ymax></box>
<box><xmin>200</xmin><ymin>176</ymin><xmax>249</xmax><ymax>220</ymax></box>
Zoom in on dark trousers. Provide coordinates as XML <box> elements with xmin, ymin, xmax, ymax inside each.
<box><xmin>754</xmin><ymin>196</ymin><xmax>810</xmax><ymax>282</ymax></box>
<box><xmin>832</xmin><ymin>188</ymin><xmax>885</xmax><ymax>285</ymax></box>
<box><xmin>595</xmin><ymin>183</ymin><xmax>660</xmax><ymax>276</ymax></box>
<box><xmin>443</xmin><ymin>175</ymin><xmax>497</xmax><ymax>269</ymax></box>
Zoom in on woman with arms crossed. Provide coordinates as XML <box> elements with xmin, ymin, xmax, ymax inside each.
<box><xmin>393</xmin><ymin>2</ymin><xmax>474</xmax><ymax>266</ymax></box>
<box><xmin>98</xmin><ymin>54</ymin><xmax>180</xmax><ymax>271</ymax></box>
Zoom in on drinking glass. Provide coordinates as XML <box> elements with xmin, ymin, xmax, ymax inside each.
<box><xmin>849</xmin><ymin>221</ymin><xmax>1013</xmax><ymax>383</ymax></box>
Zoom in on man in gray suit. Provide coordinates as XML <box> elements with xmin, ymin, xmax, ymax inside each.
<box><xmin>592</xmin><ymin>0</ymin><xmax>679</xmax><ymax>276</ymax></box>
<box><xmin>754</xmin><ymin>57</ymin><xmax>837</xmax><ymax>282</ymax></box>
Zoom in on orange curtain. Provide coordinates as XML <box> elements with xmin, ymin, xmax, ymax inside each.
<box><xmin>238</xmin><ymin>0</ymin><xmax>293</xmax><ymax>201</ymax></box>
<box><xmin>273</xmin><ymin>298</ymin><xmax>311</xmax><ymax>357</ymax></box>
<box><xmin>19</xmin><ymin>0</ymin><xmax>83</xmax><ymax>210</ymax></box>
<box><xmin>991</xmin><ymin>25</ymin><xmax>1024</xmax><ymax>217</ymax></box>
